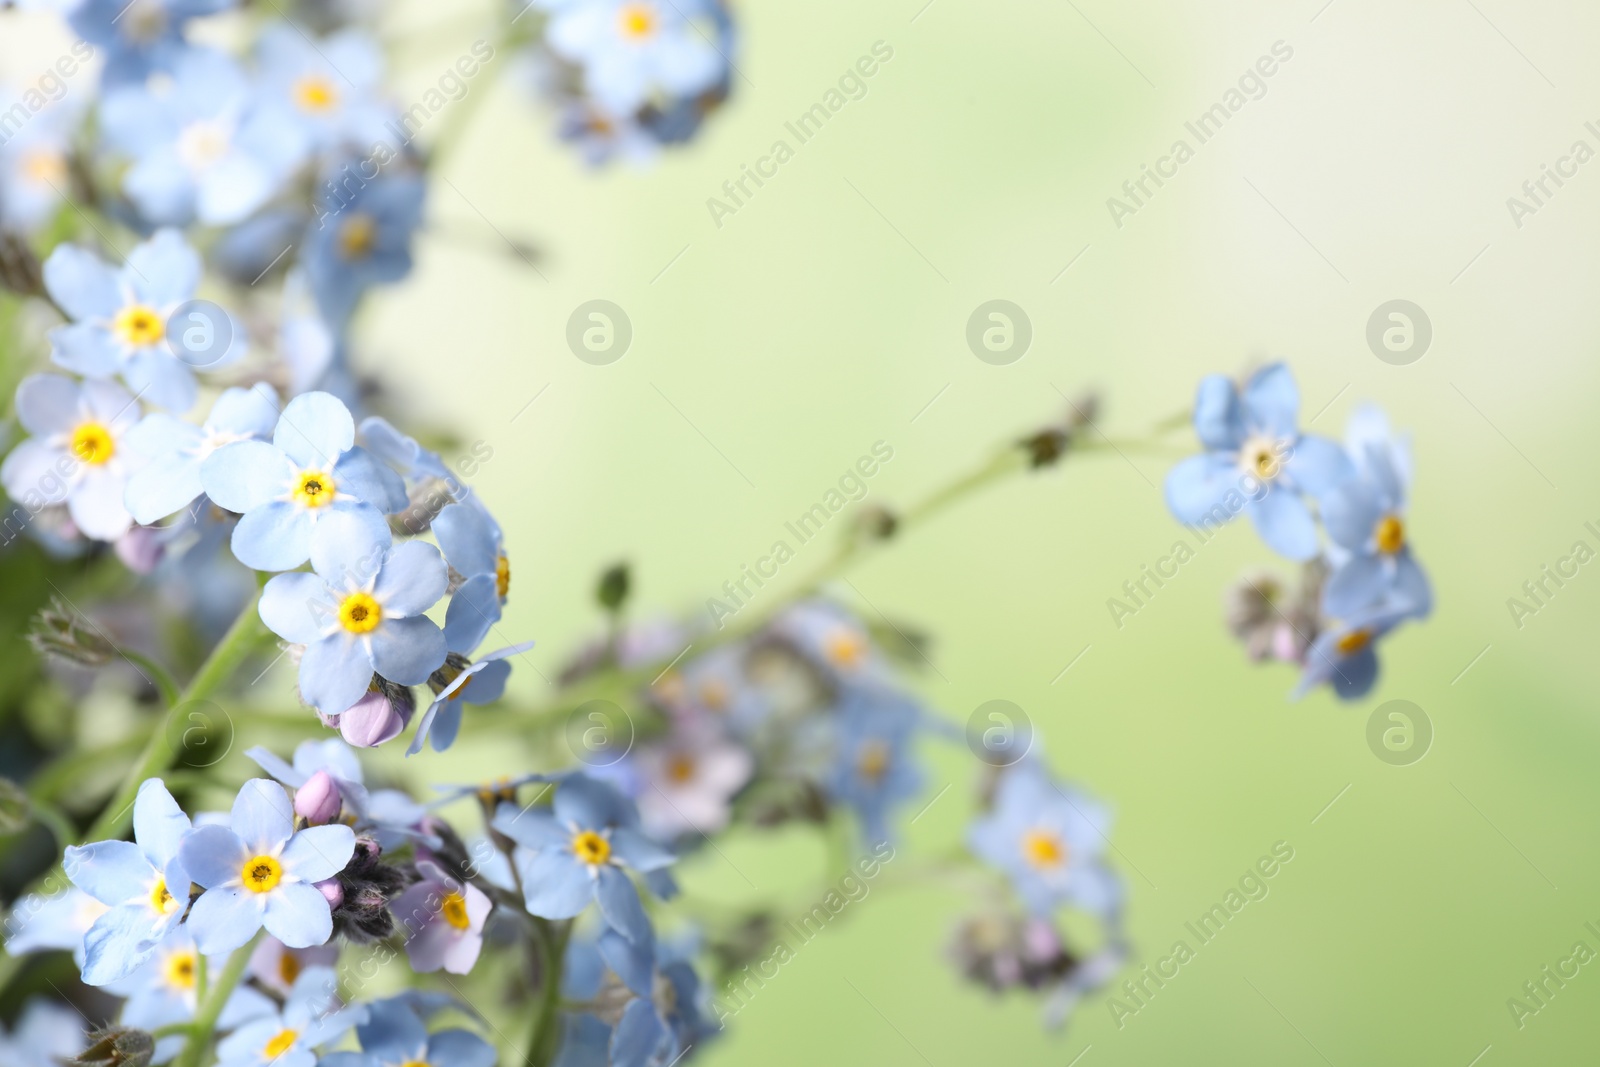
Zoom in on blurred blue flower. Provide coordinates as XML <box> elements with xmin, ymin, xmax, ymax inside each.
<box><xmin>100</xmin><ymin>49</ymin><xmax>303</xmax><ymax>226</ymax></box>
<box><xmin>967</xmin><ymin>762</ymin><xmax>1120</xmax><ymax>920</ymax></box>
<box><xmin>200</xmin><ymin>390</ymin><xmax>404</xmax><ymax>571</ymax></box>
<box><xmin>408</xmin><ymin>641</ymin><xmax>532</xmax><ymax>755</ymax></box>
<box><xmin>1321</xmin><ymin>405</ymin><xmax>1432</xmax><ymax>621</ymax></box>
<box><xmin>253</xmin><ymin>24</ymin><xmax>393</xmax><ymax>159</ymax></box>
<box><xmin>320</xmin><ymin>997</ymin><xmax>496</xmax><ymax>1067</ymax></box>
<box><xmin>1293</xmin><ymin>604</ymin><xmax>1414</xmax><ymax>701</ymax></box>
<box><xmin>43</xmin><ymin>229</ymin><xmax>240</xmax><ymax>412</ymax></box>
<box><xmin>0</xmin><ymin>89</ymin><xmax>82</xmax><ymax>233</ymax></box>
<box><xmin>70</xmin><ymin>0</ymin><xmax>236</xmax><ymax>86</ymax></box>
<box><xmin>65</xmin><ymin>778</ymin><xmax>193</xmax><ymax>985</ymax></box>
<box><xmin>826</xmin><ymin>688</ymin><xmax>924</xmax><ymax>846</ymax></box>
<box><xmin>213</xmin><ymin>965</ymin><xmax>362</xmax><ymax>1067</ymax></box>
<box><xmin>546</xmin><ymin>0</ymin><xmax>724</xmax><ymax>118</ymax></box>
<box><xmin>556</xmin><ymin>934</ymin><xmax>716</xmax><ymax>1067</ymax></box>
<box><xmin>491</xmin><ymin>773</ymin><xmax>675</xmax><ymax>944</ymax></box>
<box><xmin>1</xmin><ymin>373</ymin><xmax>142</xmax><ymax>541</ymax></box>
<box><xmin>178</xmin><ymin>779</ymin><xmax>356</xmax><ymax>953</ymax></box>
<box><xmin>124</xmin><ymin>384</ymin><xmax>279</xmax><ymax>525</ymax></box>
<box><xmin>303</xmin><ymin>171</ymin><xmax>424</xmax><ymax>328</ymax></box>
<box><xmin>0</xmin><ymin>999</ymin><xmax>85</xmax><ymax>1067</ymax></box>
<box><xmin>1164</xmin><ymin>363</ymin><xmax>1353</xmax><ymax>560</ymax></box>
<box><xmin>258</xmin><ymin>509</ymin><xmax>448</xmax><ymax>714</ymax></box>
<box><xmin>2</xmin><ymin>888</ymin><xmax>105</xmax><ymax>964</ymax></box>
<box><xmin>106</xmin><ymin>930</ymin><xmax>275</xmax><ymax>1064</ymax></box>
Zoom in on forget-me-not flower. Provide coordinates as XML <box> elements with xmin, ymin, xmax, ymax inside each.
<box><xmin>1320</xmin><ymin>405</ymin><xmax>1432</xmax><ymax>622</ymax></box>
<box><xmin>967</xmin><ymin>762</ymin><xmax>1120</xmax><ymax>919</ymax></box>
<box><xmin>546</xmin><ymin>0</ymin><xmax>723</xmax><ymax>118</ymax></box>
<box><xmin>258</xmin><ymin>510</ymin><xmax>448</xmax><ymax>714</ymax></box>
<box><xmin>390</xmin><ymin>859</ymin><xmax>491</xmax><ymax>975</ymax></box>
<box><xmin>1</xmin><ymin>374</ymin><xmax>142</xmax><ymax>541</ymax></box>
<box><xmin>123</xmin><ymin>384</ymin><xmax>279</xmax><ymax>526</ymax></box>
<box><xmin>0</xmin><ymin>999</ymin><xmax>84</xmax><ymax>1067</ymax></box>
<box><xmin>178</xmin><ymin>778</ymin><xmax>356</xmax><ymax>953</ymax></box>
<box><xmin>432</xmin><ymin>502</ymin><xmax>510</xmax><ymax>653</ymax></box>
<box><xmin>213</xmin><ymin>965</ymin><xmax>363</xmax><ymax>1067</ymax></box>
<box><xmin>491</xmin><ymin>773</ymin><xmax>675</xmax><ymax>945</ymax></box>
<box><xmin>1292</xmin><ymin>603</ymin><xmax>1415</xmax><ymax>701</ymax></box>
<box><xmin>303</xmin><ymin>173</ymin><xmax>425</xmax><ymax>328</ymax></box>
<box><xmin>319</xmin><ymin>997</ymin><xmax>496</xmax><ymax>1067</ymax></box>
<box><xmin>70</xmin><ymin>0</ymin><xmax>236</xmax><ymax>87</ymax></box>
<box><xmin>826</xmin><ymin>690</ymin><xmax>923</xmax><ymax>846</ymax></box>
<box><xmin>408</xmin><ymin>641</ymin><xmax>532</xmax><ymax>755</ymax></box>
<box><xmin>0</xmin><ymin>89</ymin><xmax>82</xmax><ymax>234</ymax></box>
<box><xmin>254</xmin><ymin>25</ymin><xmax>393</xmax><ymax>160</ymax></box>
<box><xmin>1164</xmin><ymin>363</ymin><xmax>1354</xmax><ymax>561</ymax></box>
<box><xmin>65</xmin><ymin>778</ymin><xmax>193</xmax><ymax>985</ymax></box>
<box><xmin>200</xmin><ymin>390</ymin><xmax>404</xmax><ymax>571</ymax></box>
<box><xmin>43</xmin><ymin>229</ymin><xmax>239</xmax><ymax>412</ymax></box>
<box><xmin>2</xmin><ymin>888</ymin><xmax>106</xmax><ymax>963</ymax></box>
<box><xmin>107</xmin><ymin>930</ymin><xmax>275</xmax><ymax>1064</ymax></box>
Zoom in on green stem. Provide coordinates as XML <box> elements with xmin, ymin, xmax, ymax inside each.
<box><xmin>525</xmin><ymin>920</ymin><xmax>571</xmax><ymax>1067</ymax></box>
<box><xmin>122</xmin><ymin>651</ymin><xmax>181</xmax><ymax>709</ymax></box>
<box><xmin>173</xmin><ymin>932</ymin><xmax>261</xmax><ymax>1067</ymax></box>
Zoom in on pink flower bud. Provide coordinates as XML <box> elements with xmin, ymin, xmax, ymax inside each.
<box><xmin>315</xmin><ymin>877</ymin><xmax>344</xmax><ymax>909</ymax></box>
<box><xmin>295</xmin><ymin>770</ymin><xmax>342</xmax><ymax>825</ymax></box>
<box><xmin>114</xmin><ymin>527</ymin><xmax>165</xmax><ymax>574</ymax></box>
<box><xmin>339</xmin><ymin>688</ymin><xmax>409</xmax><ymax>748</ymax></box>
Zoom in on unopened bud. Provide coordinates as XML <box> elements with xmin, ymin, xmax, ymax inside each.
<box><xmin>72</xmin><ymin>1026</ymin><xmax>154</xmax><ymax>1067</ymax></box>
<box><xmin>294</xmin><ymin>770</ymin><xmax>342</xmax><ymax>825</ymax></box>
<box><xmin>28</xmin><ymin>597</ymin><xmax>115</xmax><ymax>666</ymax></box>
<box><xmin>337</xmin><ymin>679</ymin><xmax>415</xmax><ymax>747</ymax></box>
<box><xmin>315</xmin><ymin>877</ymin><xmax>344</xmax><ymax>908</ymax></box>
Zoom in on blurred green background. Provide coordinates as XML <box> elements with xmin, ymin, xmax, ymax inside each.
<box><xmin>7</xmin><ymin>0</ymin><xmax>1600</xmax><ymax>1063</ymax></box>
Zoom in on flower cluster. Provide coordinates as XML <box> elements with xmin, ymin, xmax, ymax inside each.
<box><xmin>1164</xmin><ymin>363</ymin><xmax>1433</xmax><ymax>699</ymax></box>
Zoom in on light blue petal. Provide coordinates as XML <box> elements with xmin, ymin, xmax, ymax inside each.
<box><xmin>208</xmin><ymin>385</ymin><xmax>281</xmax><ymax>438</ymax></box>
<box><xmin>233</xmin><ymin>500</ymin><xmax>315</xmax><ymax>571</ymax></box>
<box><xmin>1285</xmin><ymin>434</ymin><xmax>1354</xmax><ymax>500</ymax></box>
<box><xmin>309</xmin><ymin>507</ymin><xmax>391</xmax><ymax>589</ymax></box>
<box><xmin>331</xmin><ymin>447</ymin><xmax>406</xmax><ymax>512</ymax></box>
<box><xmin>519</xmin><ymin>849</ymin><xmax>594</xmax><ymax>919</ymax></box>
<box><xmin>122</xmin><ymin>346</ymin><xmax>197</xmax><ymax>413</ymax></box>
<box><xmin>122</xmin><ymin>150</ymin><xmax>198</xmax><ymax>227</ymax></box>
<box><xmin>298</xmin><ymin>635</ymin><xmax>374</xmax><ymax>715</ymax></box>
<box><xmin>201</xmin><ymin>439</ymin><xmax>293</xmax><ymax>513</ymax></box>
<box><xmin>187</xmin><ymin>886</ymin><xmax>264</xmax><ymax>954</ymax></box>
<box><xmin>554</xmin><ymin>775</ymin><xmax>626</xmax><ymax>830</ymax></box>
<box><xmin>1331</xmin><ymin>644</ymin><xmax>1380</xmax><ymax>700</ymax></box>
<box><xmin>43</xmin><ymin>243</ymin><xmax>121</xmax><ymax>320</ymax></box>
<box><xmin>1393</xmin><ymin>553</ymin><xmax>1433</xmax><ymax>619</ymax></box>
<box><xmin>273</xmin><ymin>391</ymin><xmax>354</xmax><ymax>469</ymax></box>
<box><xmin>1320</xmin><ymin>478</ymin><xmax>1384</xmax><ymax>552</ymax></box>
<box><xmin>369</xmin><ymin>615</ymin><xmax>446</xmax><ymax>685</ymax></box>
<box><xmin>425</xmin><ymin>1031</ymin><xmax>497</xmax><ymax>1067</ymax></box>
<box><xmin>260</xmin><ymin>572</ymin><xmax>334</xmax><ymax>645</ymax></box>
<box><xmin>433</xmin><ymin>503</ymin><xmax>497</xmax><ymax>577</ymax></box>
<box><xmin>13</xmin><ymin>373</ymin><xmax>83</xmax><ymax>436</ymax></box>
<box><xmin>356</xmin><ymin>1000</ymin><xmax>428</xmax><ymax>1063</ymax></box>
<box><xmin>178</xmin><ymin>825</ymin><xmax>248</xmax><ymax>888</ymax></box>
<box><xmin>405</xmin><ymin>696</ymin><xmax>460</xmax><ymax>756</ymax></box>
<box><xmin>442</xmin><ymin>573</ymin><xmax>499</xmax><ymax>654</ymax></box>
<box><xmin>65</xmin><ymin>840</ymin><xmax>151</xmax><ymax>905</ymax></box>
<box><xmin>1247</xmin><ymin>488</ymin><xmax>1319</xmax><ymax>561</ymax></box>
<box><xmin>262</xmin><ymin>882</ymin><xmax>333</xmax><ymax>948</ymax></box>
<box><xmin>1323</xmin><ymin>555</ymin><xmax>1388</xmax><ymax>620</ymax></box>
<box><xmin>80</xmin><ymin>903</ymin><xmax>161</xmax><ymax>985</ymax></box>
<box><xmin>280</xmin><ymin>824</ymin><xmax>355</xmax><ymax>883</ymax></box>
<box><xmin>461</xmin><ymin>659</ymin><xmax>511</xmax><ymax>705</ymax></box>
<box><xmin>126</xmin><ymin>229</ymin><xmax>201</xmax><ymax>307</ymax></box>
<box><xmin>490</xmin><ymin>808</ymin><xmax>568</xmax><ymax>851</ymax></box>
<box><xmin>609</xmin><ymin>998</ymin><xmax>666</xmax><ymax>1067</ymax></box>
<box><xmin>598</xmin><ymin>926</ymin><xmax>654</xmax><ymax>997</ymax></box>
<box><xmin>244</xmin><ymin>744</ymin><xmax>305</xmax><ymax>787</ymax></box>
<box><xmin>49</xmin><ymin>322</ymin><xmax>123</xmax><ymax>377</ymax></box>
<box><xmin>594</xmin><ymin>866</ymin><xmax>650</xmax><ymax>944</ymax></box>
<box><xmin>1241</xmin><ymin>362</ymin><xmax>1298</xmax><ymax>437</ymax></box>
<box><xmin>133</xmin><ymin>778</ymin><xmax>191</xmax><ymax>874</ymax></box>
<box><xmin>1191</xmin><ymin>374</ymin><xmax>1241</xmax><ymax>451</ymax></box>
<box><xmin>1163</xmin><ymin>452</ymin><xmax>1242</xmax><ymax>527</ymax></box>
<box><xmin>231</xmin><ymin>779</ymin><xmax>295</xmax><ymax>854</ymax></box>
<box><xmin>609</xmin><ymin>829</ymin><xmax>675</xmax><ymax>873</ymax></box>
<box><xmin>373</xmin><ymin>540</ymin><xmax>447</xmax><ymax>617</ymax></box>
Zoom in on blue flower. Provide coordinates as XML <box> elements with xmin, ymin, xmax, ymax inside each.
<box><xmin>213</xmin><ymin>965</ymin><xmax>363</xmax><ymax>1067</ymax></box>
<box><xmin>555</xmin><ymin>935</ymin><xmax>716</xmax><ymax>1067</ymax></box>
<box><xmin>2</xmin><ymin>888</ymin><xmax>106</xmax><ymax>963</ymax></box>
<box><xmin>178</xmin><ymin>779</ymin><xmax>356</xmax><ymax>954</ymax></box>
<box><xmin>319</xmin><ymin>997</ymin><xmax>496</xmax><ymax>1067</ymax></box>
<box><xmin>825</xmin><ymin>689</ymin><xmax>924</xmax><ymax>846</ymax></box>
<box><xmin>0</xmin><ymin>93</ymin><xmax>81</xmax><ymax>233</ymax></box>
<box><xmin>773</xmin><ymin>600</ymin><xmax>889</xmax><ymax>685</ymax></box>
<box><xmin>200</xmin><ymin>390</ymin><xmax>404</xmax><ymax>571</ymax></box>
<box><xmin>967</xmin><ymin>762</ymin><xmax>1120</xmax><ymax>919</ymax></box>
<box><xmin>106</xmin><ymin>931</ymin><xmax>276</xmax><ymax>1064</ymax></box>
<box><xmin>408</xmin><ymin>641</ymin><xmax>533</xmax><ymax>755</ymax></box>
<box><xmin>546</xmin><ymin>0</ymin><xmax>724</xmax><ymax>118</ymax></box>
<box><xmin>65</xmin><ymin>778</ymin><xmax>193</xmax><ymax>986</ymax></box>
<box><xmin>1</xmin><ymin>374</ymin><xmax>142</xmax><ymax>541</ymax></box>
<box><xmin>1164</xmin><ymin>363</ymin><xmax>1354</xmax><ymax>560</ymax></box>
<box><xmin>124</xmin><ymin>384</ymin><xmax>279</xmax><ymax>526</ymax></box>
<box><xmin>491</xmin><ymin>773</ymin><xmax>675</xmax><ymax>945</ymax></box>
<box><xmin>1293</xmin><ymin>604</ymin><xmax>1413</xmax><ymax>701</ymax></box>
<box><xmin>432</xmin><ymin>502</ymin><xmax>510</xmax><ymax>653</ymax></box>
<box><xmin>253</xmin><ymin>25</ymin><xmax>393</xmax><ymax>160</ymax></box>
<box><xmin>42</xmin><ymin>229</ymin><xmax>240</xmax><ymax>412</ymax></box>
<box><xmin>99</xmin><ymin>48</ymin><xmax>303</xmax><ymax>226</ymax></box>
<box><xmin>258</xmin><ymin>510</ymin><xmax>448</xmax><ymax>714</ymax></box>
<box><xmin>303</xmin><ymin>173</ymin><xmax>425</xmax><ymax>329</ymax></box>
<box><xmin>70</xmin><ymin>0</ymin><xmax>236</xmax><ymax>86</ymax></box>
<box><xmin>0</xmin><ymin>999</ymin><xmax>84</xmax><ymax>1067</ymax></box>
<box><xmin>1320</xmin><ymin>405</ymin><xmax>1432</xmax><ymax>621</ymax></box>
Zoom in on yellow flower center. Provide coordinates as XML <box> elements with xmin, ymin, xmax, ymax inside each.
<box><xmin>338</xmin><ymin>213</ymin><xmax>377</xmax><ymax>260</ymax></box>
<box><xmin>666</xmin><ymin>753</ymin><xmax>696</xmax><ymax>784</ymax></box>
<box><xmin>1375</xmin><ymin>514</ymin><xmax>1405</xmax><ymax>554</ymax></box>
<box><xmin>496</xmin><ymin>553</ymin><xmax>511</xmax><ymax>599</ymax></box>
<box><xmin>70</xmin><ymin>422</ymin><xmax>115</xmax><ymax>466</ymax></box>
<box><xmin>856</xmin><ymin>740</ymin><xmax>890</xmax><ymax>782</ymax></box>
<box><xmin>699</xmin><ymin>678</ymin><xmax>729</xmax><ymax>712</ymax></box>
<box><xmin>825</xmin><ymin>629</ymin><xmax>866</xmax><ymax>668</ymax></box>
<box><xmin>262</xmin><ymin>1029</ymin><xmax>299</xmax><ymax>1059</ymax></box>
<box><xmin>148</xmin><ymin>877</ymin><xmax>182</xmax><ymax>914</ymax></box>
<box><xmin>278</xmin><ymin>950</ymin><xmax>302</xmax><ymax>987</ymax></box>
<box><xmin>339</xmin><ymin>592</ymin><xmax>383</xmax><ymax>634</ymax></box>
<box><xmin>21</xmin><ymin>149</ymin><xmax>66</xmax><ymax>185</ymax></box>
<box><xmin>401</xmin><ymin>1062</ymin><xmax>431</xmax><ymax>1067</ymax></box>
<box><xmin>440</xmin><ymin>892</ymin><xmax>471</xmax><ymax>931</ymax></box>
<box><xmin>241</xmin><ymin>855</ymin><xmax>283</xmax><ymax>894</ymax></box>
<box><xmin>292</xmin><ymin>75</ymin><xmax>339</xmax><ymax>113</ymax></box>
<box><xmin>163</xmin><ymin>949</ymin><xmax>198</xmax><ymax>991</ymax></box>
<box><xmin>572</xmin><ymin>830</ymin><xmax>611</xmax><ymax>866</ymax></box>
<box><xmin>1022</xmin><ymin>829</ymin><xmax>1066</xmax><ymax>870</ymax></box>
<box><xmin>292</xmin><ymin>469</ymin><xmax>337</xmax><ymax>508</ymax></box>
<box><xmin>1336</xmin><ymin>628</ymin><xmax>1373</xmax><ymax>655</ymax></box>
<box><xmin>112</xmin><ymin>303</ymin><xmax>165</xmax><ymax>347</ymax></box>
<box><xmin>617</xmin><ymin>2</ymin><xmax>658</xmax><ymax>39</ymax></box>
